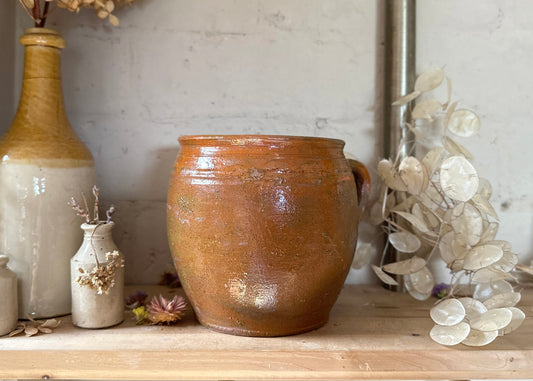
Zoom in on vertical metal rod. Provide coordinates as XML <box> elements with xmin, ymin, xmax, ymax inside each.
<box><xmin>382</xmin><ymin>0</ymin><xmax>416</xmax><ymax>290</ymax></box>
<box><xmin>383</xmin><ymin>0</ymin><xmax>416</xmax><ymax>160</ymax></box>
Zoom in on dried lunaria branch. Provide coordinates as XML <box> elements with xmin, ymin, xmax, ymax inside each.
<box><xmin>358</xmin><ymin>67</ymin><xmax>525</xmax><ymax>347</ymax></box>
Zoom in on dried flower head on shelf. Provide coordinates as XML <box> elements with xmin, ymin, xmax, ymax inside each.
<box><xmin>357</xmin><ymin>67</ymin><xmax>527</xmax><ymax>346</ymax></box>
<box><xmin>128</xmin><ymin>292</ymin><xmax>188</xmax><ymax>325</ymax></box>
<box><xmin>18</xmin><ymin>0</ymin><xmax>136</xmax><ymax>28</ymax></box>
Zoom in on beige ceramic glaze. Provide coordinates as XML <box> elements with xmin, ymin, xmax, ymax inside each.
<box><xmin>71</xmin><ymin>222</ymin><xmax>124</xmax><ymax>329</ymax></box>
<box><xmin>0</xmin><ymin>255</ymin><xmax>18</xmax><ymax>336</ymax></box>
<box><xmin>0</xmin><ymin>28</ymin><xmax>96</xmax><ymax>318</ymax></box>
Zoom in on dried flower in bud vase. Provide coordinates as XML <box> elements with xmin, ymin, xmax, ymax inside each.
<box><xmin>75</xmin><ymin>250</ymin><xmax>124</xmax><ymax>294</ymax></box>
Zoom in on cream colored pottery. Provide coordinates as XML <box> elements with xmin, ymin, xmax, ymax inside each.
<box><xmin>71</xmin><ymin>222</ymin><xmax>124</xmax><ymax>329</ymax></box>
<box><xmin>0</xmin><ymin>255</ymin><xmax>18</xmax><ymax>336</ymax></box>
<box><xmin>0</xmin><ymin>28</ymin><xmax>96</xmax><ymax>319</ymax></box>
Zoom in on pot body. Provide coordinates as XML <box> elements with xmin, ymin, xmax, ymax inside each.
<box><xmin>0</xmin><ymin>255</ymin><xmax>18</xmax><ymax>336</ymax></box>
<box><xmin>167</xmin><ymin>135</ymin><xmax>370</xmax><ymax>336</ymax></box>
<box><xmin>71</xmin><ymin>222</ymin><xmax>124</xmax><ymax>329</ymax></box>
<box><xmin>0</xmin><ymin>29</ymin><xmax>95</xmax><ymax>318</ymax></box>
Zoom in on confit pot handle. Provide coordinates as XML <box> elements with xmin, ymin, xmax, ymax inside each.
<box><xmin>347</xmin><ymin>159</ymin><xmax>371</xmax><ymax>211</ymax></box>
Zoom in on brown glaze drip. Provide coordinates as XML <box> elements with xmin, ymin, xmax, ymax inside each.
<box><xmin>0</xmin><ymin>29</ymin><xmax>93</xmax><ymax>167</ymax></box>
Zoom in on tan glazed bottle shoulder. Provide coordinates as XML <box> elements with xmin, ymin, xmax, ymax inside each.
<box><xmin>0</xmin><ymin>28</ymin><xmax>93</xmax><ymax>167</ymax></box>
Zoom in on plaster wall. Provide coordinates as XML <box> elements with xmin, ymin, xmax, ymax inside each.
<box><xmin>2</xmin><ymin>0</ymin><xmax>532</xmax><ymax>285</ymax></box>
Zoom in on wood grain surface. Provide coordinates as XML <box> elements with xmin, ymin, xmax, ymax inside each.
<box><xmin>0</xmin><ymin>284</ymin><xmax>532</xmax><ymax>380</ymax></box>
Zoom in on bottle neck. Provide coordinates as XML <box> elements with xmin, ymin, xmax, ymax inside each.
<box><xmin>23</xmin><ymin>44</ymin><xmax>62</xmax><ymax>80</ymax></box>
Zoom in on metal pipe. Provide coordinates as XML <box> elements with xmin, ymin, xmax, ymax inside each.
<box><xmin>383</xmin><ymin>0</ymin><xmax>416</xmax><ymax>160</ymax></box>
<box><xmin>381</xmin><ymin>0</ymin><xmax>416</xmax><ymax>291</ymax></box>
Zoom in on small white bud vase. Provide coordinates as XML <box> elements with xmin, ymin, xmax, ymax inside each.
<box><xmin>71</xmin><ymin>222</ymin><xmax>124</xmax><ymax>329</ymax></box>
<box><xmin>0</xmin><ymin>255</ymin><xmax>18</xmax><ymax>336</ymax></box>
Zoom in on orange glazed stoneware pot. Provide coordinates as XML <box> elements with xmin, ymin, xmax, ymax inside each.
<box><xmin>167</xmin><ymin>135</ymin><xmax>370</xmax><ymax>337</ymax></box>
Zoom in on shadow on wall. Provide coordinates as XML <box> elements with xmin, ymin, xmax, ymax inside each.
<box><xmin>112</xmin><ymin>145</ymin><xmax>180</xmax><ymax>285</ymax></box>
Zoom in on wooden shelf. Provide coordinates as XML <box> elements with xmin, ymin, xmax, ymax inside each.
<box><xmin>1</xmin><ymin>284</ymin><xmax>532</xmax><ymax>380</ymax></box>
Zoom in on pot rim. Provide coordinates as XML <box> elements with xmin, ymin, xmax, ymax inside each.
<box><xmin>178</xmin><ymin>135</ymin><xmax>345</xmax><ymax>147</ymax></box>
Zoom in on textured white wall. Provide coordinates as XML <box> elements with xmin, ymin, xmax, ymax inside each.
<box><xmin>3</xmin><ymin>0</ymin><xmax>533</xmax><ymax>285</ymax></box>
<box><xmin>417</xmin><ymin>0</ymin><xmax>533</xmax><ymax>273</ymax></box>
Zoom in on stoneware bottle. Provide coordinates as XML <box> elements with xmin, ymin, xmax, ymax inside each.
<box><xmin>0</xmin><ymin>28</ymin><xmax>96</xmax><ymax>319</ymax></box>
<box><xmin>0</xmin><ymin>255</ymin><xmax>18</xmax><ymax>336</ymax></box>
<box><xmin>71</xmin><ymin>222</ymin><xmax>124</xmax><ymax>329</ymax></box>
<box><xmin>167</xmin><ymin>135</ymin><xmax>370</xmax><ymax>337</ymax></box>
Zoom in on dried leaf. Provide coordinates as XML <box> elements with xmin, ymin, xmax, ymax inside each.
<box><xmin>442</xmin><ymin>136</ymin><xmax>473</xmax><ymax>161</ymax></box>
<box><xmin>438</xmin><ymin>231</ymin><xmax>456</xmax><ymax>264</ymax></box>
<box><xmin>415</xmin><ymin>67</ymin><xmax>445</xmax><ymax>92</ymax></box>
<box><xmin>394</xmin><ymin>211</ymin><xmax>431</xmax><ymax>234</ymax></box>
<box><xmin>405</xmin><ymin>266</ymin><xmax>434</xmax><ymax>300</ymax></box>
<box><xmin>383</xmin><ymin>256</ymin><xmax>426</xmax><ymax>275</ymax></box>
<box><xmin>469</xmin><ymin>308</ymin><xmax>512</xmax><ymax>332</ymax></box>
<box><xmin>471</xmin><ymin>194</ymin><xmax>498</xmax><ymax>221</ymax></box>
<box><xmin>473</xmin><ymin>266</ymin><xmax>515</xmax><ymax>283</ymax></box>
<box><xmin>392</xmin><ymin>90</ymin><xmax>421</xmax><ymax>106</ymax></box>
<box><xmin>458</xmin><ymin>297</ymin><xmax>487</xmax><ymax>320</ymax></box>
<box><xmin>494</xmin><ymin>250</ymin><xmax>518</xmax><ymax>272</ymax></box>
<box><xmin>477</xmin><ymin>178</ymin><xmax>492</xmax><ymax>200</ymax></box>
<box><xmin>388</xmin><ymin>232</ymin><xmax>421</xmax><ymax>253</ymax></box>
<box><xmin>40</xmin><ymin>319</ymin><xmax>61</xmax><ymax>329</ymax></box>
<box><xmin>447</xmin><ymin>109</ymin><xmax>481</xmax><ymax>138</ymax></box>
<box><xmin>430</xmin><ymin>322</ymin><xmax>470</xmax><ymax>346</ymax></box>
<box><xmin>371</xmin><ymin>265</ymin><xmax>399</xmax><ymax>286</ymax></box>
<box><xmin>418</xmin><ymin>182</ymin><xmax>445</xmax><ymax>211</ymax></box>
<box><xmin>412</xmin><ymin>99</ymin><xmax>443</xmax><ymax>120</ymax></box>
<box><xmin>391</xmin><ymin>195</ymin><xmax>416</xmax><ymax>213</ymax></box>
<box><xmin>439</xmin><ymin>156</ymin><xmax>479</xmax><ymax>202</ymax></box>
<box><xmin>108</xmin><ymin>13</ymin><xmax>119</xmax><ymax>26</ymax></box>
<box><xmin>451</xmin><ymin>203</ymin><xmax>483</xmax><ymax>246</ymax></box>
<box><xmin>500</xmin><ymin>307</ymin><xmax>525</xmax><ymax>335</ymax></box>
<box><xmin>23</xmin><ymin>0</ymin><xmax>35</xmax><ymax>8</ymax></box>
<box><xmin>97</xmin><ymin>9</ymin><xmax>108</xmax><ymax>18</ymax></box>
<box><xmin>377</xmin><ymin>159</ymin><xmax>408</xmax><ymax>191</ymax></box>
<box><xmin>105</xmin><ymin>0</ymin><xmax>115</xmax><ymax>12</ymax></box>
<box><xmin>24</xmin><ymin>326</ymin><xmax>39</xmax><ymax>337</ymax></box>
<box><xmin>38</xmin><ymin>326</ymin><xmax>53</xmax><ymax>334</ymax></box>
<box><xmin>399</xmin><ymin>157</ymin><xmax>429</xmax><ymax>195</ymax></box>
<box><xmin>463</xmin><ymin>244</ymin><xmax>503</xmax><ymax>271</ymax></box>
<box><xmin>430</xmin><ymin>299</ymin><xmax>466</xmax><ymax>326</ymax></box>
<box><xmin>473</xmin><ymin>280</ymin><xmax>514</xmax><ymax>301</ymax></box>
<box><xmin>7</xmin><ymin>327</ymin><xmax>24</xmax><ymax>337</ymax></box>
<box><xmin>422</xmin><ymin>147</ymin><xmax>444</xmax><ymax>176</ymax></box>
<box><xmin>443</xmin><ymin>101</ymin><xmax>458</xmax><ymax>129</ymax></box>
<box><xmin>479</xmin><ymin>222</ymin><xmax>499</xmax><ymax>244</ymax></box>
<box><xmin>352</xmin><ymin>243</ymin><xmax>373</xmax><ymax>269</ymax></box>
<box><xmin>483</xmin><ymin>292</ymin><xmax>521</xmax><ymax>309</ymax></box>
<box><xmin>462</xmin><ymin>329</ymin><xmax>498</xmax><ymax>346</ymax></box>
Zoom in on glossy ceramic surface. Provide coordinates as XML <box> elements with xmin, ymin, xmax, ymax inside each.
<box><xmin>0</xmin><ymin>29</ymin><xmax>95</xmax><ymax>318</ymax></box>
<box><xmin>71</xmin><ymin>222</ymin><xmax>124</xmax><ymax>329</ymax></box>
<box><xmin>167</xmin><ymin>135</ymin><xmax>370</xmax><ymax>336</ymax></box>
<box><xmin>0</xmin><ymin>255</ymin><xmax>18</xmax><ymax>336</ymax></box>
